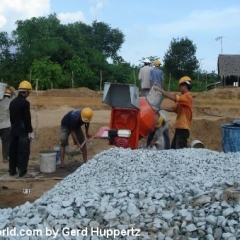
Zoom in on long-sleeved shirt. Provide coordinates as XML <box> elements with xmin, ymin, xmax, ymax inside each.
<box><xmin>9</xmin><ymin>94</ymin><xmax>33</xmax><ymax>136</ymax></box>
<box><xmin>0</xmin><ymin>97</ymin><xmax>11</xmax><ymax>129</ymax></box>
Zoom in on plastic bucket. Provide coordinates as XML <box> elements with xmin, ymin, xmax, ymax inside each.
<box><xmin>191</xmin><ymin>140</ymin><xmax>206</xmax><ymax>148</ymax></box>
<box><xmin>39</xmin><ymin>151</ymin><xmax>57</xmax><ymax>173</ymax></box>
<box><xmin>146</xmin><ymin>87</ymin><xmax>164</xmax><ymax>111</ymax></box>
<box><xmin>0</xmin><ymin>83</ymin><xmax>7</xmax><ymax>100</ymax></box>
<box><xmin>221</xmin><ymin>123</ymin><xmax>240</xmax><ymax>153</ymax></box>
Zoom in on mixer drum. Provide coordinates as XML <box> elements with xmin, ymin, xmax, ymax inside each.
<box><xmin>139</xmin><ymin>97</ymin><xmax>159</xmax><ymax>139</ymax></box>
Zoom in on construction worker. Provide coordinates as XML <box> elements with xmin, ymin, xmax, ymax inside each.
<box><xmin>138</xmin><ymin>58</ymin><xmax>152</xmax><ymax>97</ymax></box>
<box><xmin>146</xmin><ymin>110</ymin><xmax>170</xmax><ymax>150</ymax></box>
<box><xmin>60</xmin><ymin>108</ymin><xmax>93</xmax><ymax>167</ymax></box>
<box><xmin>154</xmin><ymin>76</ymin><xmax>193</xmax><ymax>149</ymax></box>
<box><xmin>0</xmin><ymin>87</ymin><xmax>15</xmax><ymax>162</ymax></box>
<box><xmin>149</xmin><ymin>59</ymin><xmax>164</xmax><ymax>89</ymax></box>
<box><xmin>9</xmin><ymin>80</ymin><xmax>34</xmax><ymax>177</ymax></box>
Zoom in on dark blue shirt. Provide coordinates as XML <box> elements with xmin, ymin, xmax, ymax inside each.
<box><xmin>61</xmin><ymin>110</ymin><xmax>85</xmax><ymax>130</ymax></box>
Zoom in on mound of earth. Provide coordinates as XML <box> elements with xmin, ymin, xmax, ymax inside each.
<box><xmin>195</xmin><ymin>87</ymin><xmax>240</xmax><ymax>100</ymax></box>
<box><xmin>39</xmin><ymin>87</ymin><xmax>102</xmax><ymax>98</ymax></box>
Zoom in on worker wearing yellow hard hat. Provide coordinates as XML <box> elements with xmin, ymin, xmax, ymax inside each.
<box><xmin>149</xmin><ymin>59</ymin><xmax>164</xmax><ymax>89</ymax></box>
<box><xmin>9</xmin><ymin>80</ymin><xmax>34</xmax><ymax>178</ymax></box>
<box><xmin>0</xmin><ymin>86</ymin><xmax>16</xmax><ymax>163</ymax></box>
<box><xmin>153</xmin><ymin>76</ymin><xmax>193</xmax><ymax>149</ymax></box>
<box><xmin>60</xmin><ymin>107</ymin><xmax>93</xmax><ymax>167</ymax></box>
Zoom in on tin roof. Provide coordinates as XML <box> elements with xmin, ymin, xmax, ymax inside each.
<box><xmin>218</xmin><ymin>54</ymin><xmax>240</xmax><ymax>77</ymax></box>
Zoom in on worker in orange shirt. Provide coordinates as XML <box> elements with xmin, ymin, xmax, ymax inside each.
<box><xmin>154</xmin><ymin>76</ymin><xmax>193</xmax><ymax>149</ymax></box>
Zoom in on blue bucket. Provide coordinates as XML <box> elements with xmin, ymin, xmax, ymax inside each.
<box><xmin>221</xmin><ymin>123</ymin><xmax>240</xmax><ymax>153</ymax></box>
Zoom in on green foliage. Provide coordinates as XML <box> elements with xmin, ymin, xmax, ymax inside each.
<box><xmin>0</xmin><ymin>14</ymin><xmax>216</xmax><ymax>92</ymax></box>
<box><xmin>0</xmin><ymin>31</ymin><xmax>16</xmax><ymax>83</ymax></box>
<box><xmin>163</xmin><ymin>37</ymin><xmax>198</xmax><ymax>80</ymax></box>
<box><xmin>31</xmin><ymin>57</ymin><xmax>63</xmax><ymax>90</ymax></box>
<box><xmin>163</xmin><ymin>71</ymin><xmax>219</xmax><ymax>92</ymax></box>
<box><xmin>5</xmin><ymin>14</ymin><xmax>126</xmax><ymax>90</ymax></box>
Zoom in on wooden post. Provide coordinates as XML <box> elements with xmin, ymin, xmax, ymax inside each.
<box><xmin>205</xmin><ymin>74</ymin><xmax>208</xmax><ymax>91</ymax></box>
<box><xmin>35</xmin><ymin>105</ymin><xmax>39</xmax><ymax>140</ymax></box>
<box><xmin>71</xmin><ymin>71</ymin><xmax>74</xmax><ymax>88</ymax></box>
<box><xmin>100</xmin><ymin>70</ymin><xmax>102</xmax><ymax>92</ymax></box>
<box><xmin>168</xmin><ymin>73</ymin><xmax>171</xmax><ymax>91</ymax></box>
<box><xmin>133</xmin><ymin>69</ymin><xmax>136</xmax><ymax>85</ymax></box>
<box><xmin>35</xmin><ymin>78</ymin><xmax>39</xmax><ymax>96</ymax></box>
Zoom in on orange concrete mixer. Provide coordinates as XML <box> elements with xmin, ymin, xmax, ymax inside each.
<box><xmin>102</xmin><ymin>82</ymin><xmax>163</xmax><ymax>149</ymax></box>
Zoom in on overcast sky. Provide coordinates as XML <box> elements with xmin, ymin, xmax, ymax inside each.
<box><xmin>0</xmin><ymin>0</ymin><xmax>239</xmax><ymax>72</ymax></box>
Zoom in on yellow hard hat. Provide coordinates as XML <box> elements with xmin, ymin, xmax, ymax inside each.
<box><xmin>178</xmin><ymin>76</ymin><xmax>192</xmax><ymax>87</ymax></box>
<box><xmin>4</xmin><ymin>88</ymin><xmax>12</xmax><ymax>97</ymax></box>
<box><xmin>18</xmin><ymin>80</ymin><xmax>32</xmax><ymax>90</ymax></box>
<box><xmin>154</xmin><ymin>59</ymin><xmax>161</xmax><ymax>66</ymax></box>
<box><xmin>156</xmin><ymin>115</ymin><xmax>164</xmax><ymax>128</ymax></box>
<box><xmin>81</xmin><ymin>107</ymin><xmax>93</xmax><ymax>123</ymax></box>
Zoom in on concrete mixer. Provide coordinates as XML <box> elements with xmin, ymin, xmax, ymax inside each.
<box><xmin>102</xmin><ymin>82</ymin><xmax>164</xmax><ymax>149</ymax></box>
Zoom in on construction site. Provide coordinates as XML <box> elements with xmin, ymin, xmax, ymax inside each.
<box><xmin>1</xmin><ymin>84</ymin><xmax>240</xmax><ymax>239</ymax></box>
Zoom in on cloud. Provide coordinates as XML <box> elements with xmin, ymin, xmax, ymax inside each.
<box><xmin>89</xmin><ymin>0</ymin><xmax>108</xmax><ymax>18</ymax></box>
<box><xmin>0</xmin><ymin>0</ymin><xmax>50</xmax><ymax>32</ymax></box>
<box><xmin>148</xmin><ymin>6</ymin><xmax>240</xmax><ymax>37</ymax></box>
<box><xmin>57</xmin><ymin>12</ymin><xmax>87</xmax><ymax>24</ymax></box>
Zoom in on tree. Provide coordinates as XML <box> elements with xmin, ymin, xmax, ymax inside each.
<box><xmin>31</xmin><ymin>57</ymin><xmax>63</xmax><ymax>90</ymax></box>
<box><xmin>64</xmin><ymin>55</ymin><xmax>96</xmax><ymax>88</ymax></box>
<box><xmin>0</xmin><ymin>31</ymin><xmax>16</xmax><ymax>83</ymax></box>
<box><xmin>163</xmin><ymin>37</ymin><xmax>198</xmax><ymax>80</ymax></box>
<box><xmin>90</xmin><ymin>21</ymin><xmax>124</xmax><ymax>60</ymax></box>
<box><xmin>0</xmin><ymin>13</ymin><xmax>134</xmax><ymax>90</ymax></box>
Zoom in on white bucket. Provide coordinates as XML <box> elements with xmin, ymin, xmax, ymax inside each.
<box><xmin>39</xmin><ymin>151</ymin><xmax>57</xmax><ymax>173</ymax></box>
<box><xmin>191</xmin><ymin>140</ymin><xmax>206</xmax><ymax>149</ymax></box>
<box><xmin>0</xmin><ymin>83</ymin><xmax>7</xmax><ymax>100</ymax></box>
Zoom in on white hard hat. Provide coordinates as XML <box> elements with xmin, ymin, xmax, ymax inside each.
<box><xmin>143</xmin><ymin>58</ymin><xmax>150</xmax><ymax>63</ymax></box>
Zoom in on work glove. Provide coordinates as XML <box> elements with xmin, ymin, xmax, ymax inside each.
<box><xmin>28</xmin><ymin>132</ymin><xmax>35</xmax><ymax>140</ymax></box>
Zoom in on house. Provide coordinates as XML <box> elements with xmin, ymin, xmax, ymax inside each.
<box><xmin>217</xmin><ymin>54</ymin><xmax>240</xmax><ymax>87</ymax></box>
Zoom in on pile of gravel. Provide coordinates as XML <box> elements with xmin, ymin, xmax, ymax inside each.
<box><xmin>1</xmin><ymin>148</ymin><xmax>240</xmax><ymax>240</ymax></box>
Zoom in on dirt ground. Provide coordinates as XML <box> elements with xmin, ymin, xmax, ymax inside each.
<box><xmin>0</xmin><ymin>87</ymin><xmax>240</xmax><ymax>208</ymax></box>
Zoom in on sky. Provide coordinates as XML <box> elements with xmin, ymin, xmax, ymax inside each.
<box><xmin>0</xmin><ymin>0</ymin><xmax>239</xmax><ymax>73</ymax></box>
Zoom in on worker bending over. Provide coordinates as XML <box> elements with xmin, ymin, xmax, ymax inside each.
<box><xmin>60</xmin><ymin>108</ymin><xmax>93</xmax><ymax>167</ymax></box>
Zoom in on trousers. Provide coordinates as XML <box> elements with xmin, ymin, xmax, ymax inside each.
<box><xmin>171</xmin><ymin>129</ymin><xmax>190</xmax><ymax>149</ymax></box>
<box><xmin>0</xmin><ymin>127</ymin><xmax>10</xmax><ymax>160</ymax></box>
<box><xmin>9</xmin><ymin>135</ymin><xmax>30</xmax><ymax>176</ymax></box>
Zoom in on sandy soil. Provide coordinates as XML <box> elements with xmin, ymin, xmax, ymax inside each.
<box><xmin>0</xmin><ymin>87</ymin><xmax>240</xmax><ymax>208</ymax></box>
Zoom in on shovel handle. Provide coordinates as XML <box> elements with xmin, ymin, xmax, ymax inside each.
<box><xmin>80</xmin><ymin>139</ymin><xmax>87</xmax><ymax>149</ymax></box>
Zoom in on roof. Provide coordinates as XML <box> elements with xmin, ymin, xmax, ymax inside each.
<box><xmin>218</xmin><ymin>54</ymin><xmax>240</xmax><ymax>77</ymax></box>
